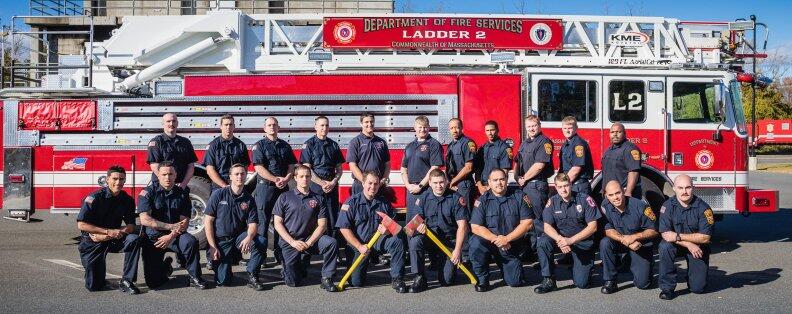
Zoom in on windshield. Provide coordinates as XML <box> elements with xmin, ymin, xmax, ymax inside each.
<box><xmin>730</xmin><ymin>80</ymin><xmax>748</xmax><ymax>134</ymax></box>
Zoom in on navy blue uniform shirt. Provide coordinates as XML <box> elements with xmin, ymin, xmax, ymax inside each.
<box><xmin>335</xmin><ymin>193</ymin><xmax>395</xmax><ymax>242</ymax></box>
<box><xmin>137</xmin><ymin>184</ymin><xmax>191</xmax><ymax>237</ymax></box>
<box><xmin>445</xmin><ymin>135</ymin><xmax>476</xmax><ymax>180</ymax></box>
<box><xmin>77</xmin><ymin>187</ymin><xmax>136</xmax><ymax>237</ymax></box>
<box><xmin>602</xmin><ymin>140</ymin><xmax>642</xmax><ymax>189</ymax></box>
<box><xmin>346</xmin><ymin>133</ymin><xmax>390</xmax><ymax>178</ymax></box>
<box><xmin>402</xmin><ymin>135</ymin><xmax>444</xmax><ymax>184</ymax></box>
<box><xmin>659</xmin><ymin>196</ymin><xmax>714</xmax><ymax>237</ymax></box>
<box><xmin>146</xmin><ymin>134</ymin><xmax>198</xmax><ymax>183</ymax></box>
<box><xmin>273</xmin><ymin>189</ymin><xmax>328</xmax><ymax>240</ymax></box>
<box><xmin>252</xmin><ymin>137</ymin><xmax>297</xmax><ymax>178</ymax></box>
<box><xmin>202</xmin><ymin>136</ymin><xmax>250</xmax><ymax>181</ymax></box>
<box><xmin>204</xmin><ymin>187</ymin><xmax>258</xmax><ymax>238</ymax></box>
<box><xmin>415</xmin><ymin>190</ymin><xmax>468</xmax><ymax>238</ymax></box>
<box><xmin>470</xmin><ymin>188</ymin><xmax>534</xmax><ymax>235</ymax></box>
<box><xmin>602</xmin><ymin>196</ymin><xmax>657</xmax><ymax>236</ymax></box>
<box><xmin>559</xmin><ymin>134</ymin><xmax>594</xmax><ymax>182</ymax></box>
<box><xmin>516</xmin><ymin>133</ymin><xmax>554</xmax><ymax>180</ymax></box>
<box><xmin>543</xmin><ymin>193</ymin><xmax>601</xmax><ymax>237</ymax></box>
<box><xmin>476</xmin><ymin>138</ymin><xmax>512</xmax><ymax>184</ymax></box>
<box><xmin>300</xmin><ymin>135</ymin><xmax>344</xmax><ymax>180</ymax></box>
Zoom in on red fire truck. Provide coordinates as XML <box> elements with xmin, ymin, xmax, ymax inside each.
<box><xmin>1</xmin><ymin>11</ymin><xmax>778</xmax><ymax>246</ymax></box>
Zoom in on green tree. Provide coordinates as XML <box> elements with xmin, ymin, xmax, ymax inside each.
<box><xmin>741</xmin><ymin>83</ymin><xmax>792</xmax><ymax>120</ymax></box>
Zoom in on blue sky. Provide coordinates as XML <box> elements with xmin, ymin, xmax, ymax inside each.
<box><xmin>2</xmin><ymin>0</ymin><xmax>790</xmax><ymax>49</ymax></box>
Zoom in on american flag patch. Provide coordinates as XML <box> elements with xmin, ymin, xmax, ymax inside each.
<box><xmin>341</xmin><ymin>204</ymin><xmax>349</xmax><ymax>211</ymax></box>
<box><xmin>148</xmin><ymin>141</ymin><xmax>156</xmax><ymax>147</ymax></box>
<box><xmin>84</xmin><ymin>196</ymin><xmax>94</xmax><ymax>204</ymax></box>
<box><xmin>139</xmin><ymin>190</ymin><xmax>148</xmax><ymax>197</ymax></box>
<box><xmin>61</xmin><ymin>157</ymin><xmax>88</xmax><ymax>170</ymax></box>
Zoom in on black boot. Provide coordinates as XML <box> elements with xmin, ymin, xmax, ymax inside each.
<box><xmin>189</xmin><ymin>276</ymin><xmax>208</xmax><ymax>290</ymax></box>
<box><xmin>474</xmin><ymin>282</ymin><xmax>491</xmax><ymax>292</ymax></box>
<box><xmin>118</xmin><ymin>279</ymin><xmax>141</xmax><ymax>295</ymax></box>
<box><xmin>392</xmin><ymin>278</ymin><xmax>408</xmax><ymax>293</ymax></box>
<box><xmin>247</xmin><ymin>273</ymin><xmax>266</xmax><ymax>291</ymax></box>
<box><xmin>163</xmin><ymin>256</ymin><xmax>174</xmax><ymax>278</ymax></box>
<box><xmin>409</xmin><ymin>275</ymin><xmax>427</xmax><ymax>293</ymax></box>
<box><xmin>601</xmin><ymin>280</ymin><xmax>618</xmax><ymax>294</ymax></box>
<box><xmin>534</xmin><ymin>277</ymin><xmax>556</xmax><ymax>294</ymax></box>
<box><xmin>321</xmin><ymin>277</ymin><xmax>338</xmax><ymax>292</ymax></box>
<box><xmin>659</xmin><ymin>290</ymin><xmax>675</xmax><ymax>300</ymax></box>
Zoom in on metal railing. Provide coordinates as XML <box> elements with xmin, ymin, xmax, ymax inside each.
<box><xmin>28</xmin><ymin>0</ymin><xmax>394</xmax><ymax>16</ymax></box>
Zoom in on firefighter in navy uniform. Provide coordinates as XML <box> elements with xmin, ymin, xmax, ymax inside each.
<box><xmin>76</xmin><ymin>165</ymin><xmax>141</xmax><ymax>294</ymax></box>
<box><xmin>252</xmin><ymin>117</ymin><xmax>298</xmax><ymax>265</ymax></box>
<box><xmin>515</xmin><ymin>115</ymin><xmax>554</xmax><ymax>256</ymax></box>
<box><xmin>445</xmin><ymin>118</ymin><xmax>477</xmax><ymax>208</ymax></box>
<box><xmin>138</xmin><ymin>162</ymin><xmax>208</xmax><ymax>290</ymax></box>
<box><xmin>346</xmin><ymin>112</ymin><xmax>391</xmax><ymax>195</ymax></box>
<box><xmin>407</xmin><ymin>169</ymin><xmax>469</xmax><ymax>292</ymax></box>
<box><xmin>475</xmin><ymin>120</ymin><xmax>513</xmax><ymax>195</ymax></box>
<box><xmin>203</xmin><ymin>164</ymin><xmax>266</xmax><ymax>290</ymax></box>
<box><xmin>658</xmin><ymin>174</ymin><xmax>715</xmax><ymax>300</ymax></box>
<box><xmin>468</xmin><ymin>168</ymin><xmax>534</xmax><ymax>292</ymax></box>
<box><xmin>599</xmin><ymin>180</ymin><xmax>659</xmax><ymax>294</ymax></box>
<box><xmin>146</xmin><ymin>113</ymin><xmax>198</xmax><ymax>187</ymax></box>
<box><xmin>273</xmin><ymin>165</ymin><xmax>338</xmax><ymax>292</ymax></box>
<box><xmin>336</xmin><ymin>171</ymin><xmax>408</xmax><ymax>293</ymax></box>
<box><xmin>401</xmin><ymin>115</ymin><xmax>444</xmax><ymax>221</ymax></box>
<box><xmin>602</xmin><ymin>123</ymin><xmax>642</xmax><ymax>198</ymax></box>
<box><xmin>300</xmin><ymin>116</ymin><xmax>345</xmax><ymax>236</ymax></box>
<box><xmin>203</xmin><ymin>114</ymin><xmax>250</xmax><ymax>191</ymax></box>
<box><xmin>535</xmin><ymin>173</ymin><xmax>600</xmax><ymax>294</ymax></box>
<box><xmin>559</xmin><ymin>116</ymin><xmax>594</xmax><ymax>196</ymax></box>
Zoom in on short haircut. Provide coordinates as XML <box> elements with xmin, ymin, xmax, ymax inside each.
<box><xmin>265</xmin><ymin>116</ymin><xmax>279</xmax><ymax>124</ymax></box>
<box><xmin>449</xmin><ymin>118</ymin><xmax>463</xmax><ymax>128</ymax></box>
<box><xmin>484</xmin><ymin>120</ymin><xmax>499</xmax><ymax>130</ymax></box>
<box><xmin>107</xmin><ymin>165</ymin><xmax>126</xmax><ymax>177</ymax></box>
<box><xmin>561</xmin><ymin>116</ymin><xmax>578</xmax><ymax>128</ymax></box>
<box><xmin>220</xmin><ymin>114</ymin><xmax>234</xmax><ymax>124</ymax></box>
<box><xmin>611</xmin><ymin>122</ymin><xmax>625</xmax><ymax>132</ymax></box>
<box><xmin>525</xmin><ymin>115</ymin><xmax>540</xmax><ymax>124</ymax></box>
<box><xmin>489</xmin><ymin>168</ymin><xmax>507</xmax><ymax>178</ymax></box>
<box><xmin>230</xmin><ymin>163</ymin><xmax>246</xmax><ymax>172</ymax></box>
<box><xmin>294</xmin><ymin>164</ymin><xmax>312</xmax><ymax>176</ymax></box>
<box><xmin>428</xmin><ymin>169</ymin><xmax>447</xmax><ymax>180</ymax></box>
<box><xmin>360</xmin><ymin>112</ymin><xmax>375</xmax><ymax>122</ymax></box>
<box><xmin>363</xmin><ymin>170</ymin><xmax>380</xmax><ymax>181</ymax></box>
<box><xmin>414</xmin><ymin>115</ymin><xmax>430</xmax><ymax>126</ymax></box>
<box><xmin>315</xmin><ymin>115</ymin><xmax>329</xmax><ymax>123</ymax></box>
<box><xmin>554</xmin><ymin>172</ymin><xmax>570</xmax><ymax>183</ymax></box>
<box><xmin>157</xmin><ymin>161</ymin><xmax>175</xmax><ymax>172</ymax></box>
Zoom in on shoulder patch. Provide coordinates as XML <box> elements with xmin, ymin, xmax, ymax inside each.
<box><xmin>575</xmin><ymin>145</ymin><xmax>584</xmax><ymax>158</ymax></box>
<box><xmin>630</xmin><ymin>149</ymin><xmax>641</xmax><ymax>161</ymax></box>
<box><xmin>415</xmin><ymin>198</ymin><xmax>421</xmax><ymax>206</ymax></box>
<box><xmin>474</xmin><ymin>200</ymin><xmax>481</xmax><ymax>208</ymax></box>
<box><xmin>458</xmin><ymin>196</ymin><xmax>466</xmax><ymax>207</ymax></box>
<box><xmin>205</xmin><ymin>144</ymin><xmax>211</xmax><ymax>150</ymax></box>
<box><xmin>644</xmin><ymin>207</ymin><xmax>656</xmax><ymax>221</ymax></box>
<box><xmin>660</xmin><ymin>206</ymin><xmax>666</xmax><ymax>214</ymax></box>
<box><xmin>704</xmin><ymin>208</ymin><xmax>714</xmax><ymax>225</ymax></box>
<box><xmin>544</xmin><ymin>143</ymin><xmax>552</xmax><ymax>155</ymax></box>
<box><xmin>586</xmin><ymin>196</ymin><xmax>596</xmax><ymax>208</ymax></box>
<box><xmin>545</xmin><ymin>200</ymin><xmax>552</xmax><ymax>208</ymax></box>
<box><xmin>252</xmin><ymin>145</ymin><xmax>257</xmax><ymax>151</ymax></box>
<box><xmin>522</xmin><ymin>195</ymin><xmax>532</xmax><ymax>207</ymax></box>
<box><xmin>148</xmin><ymin>141</ymin><xmax>156</xmax><ymax>147</ymax></box>
<box><xmin>84</xmin><ymin>195</ymin><xmax>94</xmax><ymax>204</ymax></box>
<box><xmin>341</xmin><ymin>204</ymin><xmax>349</xmax><ymax>211</ymax></box>
<box><xmin>506</xmin><ymin>147</ymin><xmax>513</xmax><ymax>159</ymax></box>
<box><xmin>139</xmin><ymin>190</ymin><xmax>148</xmax><ymax>197</ymax></box>
<box><xmin>468</xmin><ymin>141</ymin><xmax>477</xmax><ymax>153</ymax></box>
<box><xmin>600</xmin><ymin>206</ymin><xmax>607</xmax><ymax>214</ymax></box>
<box><xmin>301</xmin><ymin>143</ymin><xmax>307</xmax><ymax>149</ymax></box>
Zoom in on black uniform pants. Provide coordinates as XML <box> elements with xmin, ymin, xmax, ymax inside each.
<box><xmin>78</xmin><ymin>234</ymin><xmax>141</xmax><ymax>291</ymax></box>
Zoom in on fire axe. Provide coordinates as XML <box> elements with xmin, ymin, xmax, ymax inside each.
<box><xmin>404</xmin><ymin>214</ymin><xmax>477</xmax><ymax>285</ymax></box>
<box><xmin>336</xmin><ymin>211</ymin><xmax>402</xmax><ymax>291</ymax></box>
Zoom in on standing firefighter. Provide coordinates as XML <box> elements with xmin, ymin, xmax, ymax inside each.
<box><xmin>475</xmin><ymin>120</ymin><xmax>513</xmax><ymax>195</ymax></box>
<box><xmin>602</xmin><ymin>123</ymin><xmax>642</xmax><ymax>198</ymax></box>
<box><xmin>445</xmin><ymin>118</ymin><xmax>477</xmax><ymax>208</ymax></box>
<box><xmin>146</xmin><ymin>113</ymin><xmax>198</xmax><ymax>188</ymax></box>
<box><xmin>401</xmin><ymin>115</ymin><xmax>444</xmax><ymax>221</ymax></box>
<box><xmin>558</xmin><ymin>116</ymin><xmax>594</xmax><ymax>196</ymax></box>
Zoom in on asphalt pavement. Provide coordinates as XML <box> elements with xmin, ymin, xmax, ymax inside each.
<box><xmin>0</xmin><ymin>171</ymin><xmax>790</xmax><ymax>313</ymax></box>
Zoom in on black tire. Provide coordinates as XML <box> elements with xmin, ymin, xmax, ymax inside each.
<box><xmin>187</xmin><ymin>177</ymin><xmax>212</xmax><ymax>249</ymax></box>
<box><xmin>641</xmin><ymin>175</ymin><xmax>666</xmax><ymax>213</ymax></box>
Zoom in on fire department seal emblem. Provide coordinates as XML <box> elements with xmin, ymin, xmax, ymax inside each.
<box><xmin>576</xmin><ymin>204</ymin><xmax>583</xmax><ymax>213</ymax></box>
<box><xmin>529</xmin><ymin>23</ymin><xmax>552</xmax><ymax>46</ymax></box>
<box><xmin>419</xmin><ymin>144</ymin><xmax>428</xmax><ymax>152</ymax></box>
<box><xmin>240</xmin><ymin>202</ymin><xmax>249</xmax><ymax>211</ymax></box>
<box><xmin>333</xmin><ymin>22</ymin><xmax>356</xmax><ymax>45</ymax></box>
<box><xmin>695</xmin><ymin>150</ymin><xmax>714</xmax><ymax>170</ymax></box>
<box><xmin>308</xmin><ymin>199</ymin><xmax>318</xmax><ymax>209</ymax></box>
